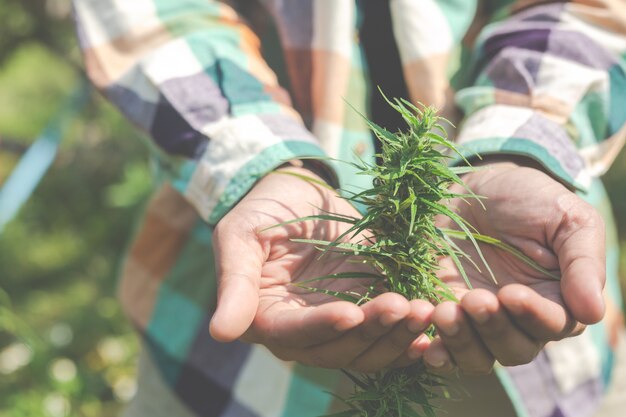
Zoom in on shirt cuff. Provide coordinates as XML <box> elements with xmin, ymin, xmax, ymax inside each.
<box><xmin>168</xmin><ymin>113</ymin><xmax>333</xmax><ymax>225</ymax></box>
<box><xmin>453</xmin><ymin>104</ymin><xmax>591</xmax><ymax>191</ymax></box>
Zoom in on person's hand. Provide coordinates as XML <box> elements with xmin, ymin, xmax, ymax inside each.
<box><xmin>209</xmin><ymin>165</ymin><xmax>434</xmax><ymax>373</ymax></box>
<box><xmin>423</xmin><ymin>161</ymin><xmax>606</xmax><ymax>374</ymax></box>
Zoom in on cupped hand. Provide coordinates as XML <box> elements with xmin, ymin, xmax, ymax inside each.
<box><xmin>424</xmin><ymin>161</ymin><xmax>606</xmax><ymax>374</ymax></box>
<box><xmin>209</xmin><ymin>165</ymin><xmax>433</xmax><ymax>373</ymax></box>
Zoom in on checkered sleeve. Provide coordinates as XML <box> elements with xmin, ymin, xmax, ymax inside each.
<box><xmin>454</xmin><ymin>1</ymin><xmax>626</xmax><ymax>190</ymax></box>
<box><xmin>72</xmin><ymin>0</ymin><xmax>333</xmax><ymax>224</ymax></box>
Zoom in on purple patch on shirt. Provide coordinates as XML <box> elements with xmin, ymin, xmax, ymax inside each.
<box><xmin>481</xmin><ymin>28</ymin><xmax>552</xmax><ymax>73</ymax></box>
<box><xmin>150</xmin><ymin>97</ymin><xmax>209</xmax><ymax>159</ymax></box>
<box><xmin>510</xmin><ymin>2</ymin><xmax>566</xmax><ymax>24</ymax></box>
<box><xmin>106</xmin><ymin>84</ymin><xmax>158</xmax><ymax>131</ymax></box>
<box><xmin>511</xmin><ymin>113</ymin><xmax>584</xmax><ymax>177</ymax></box>
<box><xmin>174</xmin><ymin>363</ymin><xmax>233</xmax><ymax>416</ymax></box>
<box><xmin>555</xmin><ymin>377</ymin><xmax>604</xmax><ymax>417</ymax></box>
<box><xmin>221</xmin><ymin>400</ymin><xmax>260</xmax><ymax>417</ymax></box>
<box><xmin>174</xmin><ymin>315</ymin><xmax>253</xmax><ymax>417</ymax></box>
<box><xmin>182</xmin><ymin>315</ymin><xmax>252</xmax><ymax>391</ymax></box>
<box><xmin>160</xmin><ymin>72</ymin><xmax>230</xmax><ymax>130</ymax></box>
<box><xmin>480</xmin><ymin>3</ymin><xmax>616</xmax><ymax>79</ymax></box>
<box><xmin>258</xmin><ymin>113</ymin><xmax>316</xmax><ymax>142</ymax></box>
<box><xmin>261</xmin><ymin>0</ymin><xmax>314</xmax><ymax>49</ymax></box>
<box><xmin>547</xmin><ymin>29</ymin><xmax>616</xmax><ymax>70</ymax></box>
<box><xmin>505</xmin><ymin>351</ymin><xmax>604</xmax><ymax>417</ymax></box>
<box><xmin>485</xmin><ymin>48</ymin><xmax>543</xmax><ymax>94</ymax></box>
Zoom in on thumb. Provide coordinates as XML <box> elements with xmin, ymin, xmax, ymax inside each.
<box><xmin>553</xmin><ymin>200</ymin><xmax>606</xmax><ymax>325</ymax></box>
<box><xmin>209</xmin><ymin>218</ymin><xmax>263</xmax><ymax>342</ymax></box>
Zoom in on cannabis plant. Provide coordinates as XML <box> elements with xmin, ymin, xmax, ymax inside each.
<box><xmin>277</xmin><ymin>96</ymin><xmax>555</xmax><ymax>417</ymax></box>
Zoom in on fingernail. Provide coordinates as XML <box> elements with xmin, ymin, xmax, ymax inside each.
<box><xmin>472</xmin><ymin>309</ymin><xmax>490</xmax><ymax>325</ymax></box>
<box><xmin>440</xmin><ymin>323</ymin><xmax>459</xmax><ymax>337</ymax></box>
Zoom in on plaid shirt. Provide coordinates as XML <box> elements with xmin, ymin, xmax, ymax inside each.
<box><xmin>73</xmin><ymin>1</ymin><xmax>626</xmax><ymax>416</ymax></box>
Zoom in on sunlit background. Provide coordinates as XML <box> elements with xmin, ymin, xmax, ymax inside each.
<box><xmin>0</xmin><ymin>1</ymin><xmax>625</xmax><ymax>417</ymax></box>
<box><xmin>1</xmin><ymin>1</ymin><xmax>148</xmax><ymax>416</ymax></box>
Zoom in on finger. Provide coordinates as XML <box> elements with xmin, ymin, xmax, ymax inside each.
<box><xmin>349</xmin><ymin>300</ymin><xmax>434</xmax><ymax>373</ymax></box>
<box><xmin>209</xmin><ymin>218</ymin><xmax>264</xmax><ymax>342</ymax></box>
<box><xmin>389</xmin><ymin>333</ymin><xmax>432</xmax><ymax>369</ymax></box>
<box><xmin>253</xmin><ymin>301</ymin><xmax>365</xmax><ymax>349</ymax></box>
<box><xmin>498</xmin><ymin>284</ymin><xmax>578</xmax><ymax>341</ymax></box>
<box><xmin>462</xmin><ymin>289</ymin><xmax>543</xmax><ymax>366</ymax></box>
<box><xmin>432</xmin><ymin>301</ymin><xmax>494</xmax><ymax>375</ymax></box>
<box><xmin>423</xmin><ymin>336</ymin><xmax>456</xmax><ymax>375</ymax></box>
<box><xmin>551</xmin><ymin>197</ymin><xmax>605</xmax><ymax>324</ymax></box>
<box><xmin>303</xmin><ymin>293</ymin><xmax>410</xmax><ymax>369</ymax></box>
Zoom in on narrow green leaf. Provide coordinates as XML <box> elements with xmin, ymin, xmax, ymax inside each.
<box><xmin>296</xmin><ymin>272</ymin><xmax>385</xmax><ymax>286</ymax></box>
<box><xmin>436</xmin><ymin>233</ymin><xmax>473</xmax><ymax>290</ymax></box>
<box><xmin>441</xmin><ymin>229</ymin><xmax>561</xmax><ymax>281</ymax></box>
<box><xmin>341</xmin><ymin>370</ymin><xmax>370</xmax><ymax>390</ymax></box>
<box><xmin>274</xmin><ymin>170</ymin><xmax>336</xmax><ymax>191</ymax></box>
<box><xmin>420</xmin><ymin>198</ymin><xmax>496</xmax><ymax>284</ymax></box>
<box><xmin>290</xmin><ymin>284</ymin><xmax>363</xmax><ymax>303</ymax></box>
<box><xmin>320</xmin><ymin>410</ymin><xmax>360</xmax><ymax>417</ymax></box>
<box><xmin>260</xmin><ymin>214</ymin><xmax>356</xmax><ymax>233</ymax></box>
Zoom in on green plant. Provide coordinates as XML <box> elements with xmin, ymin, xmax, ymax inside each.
<box><xmin>277</xmin><ymin>95</ymin><xmax>556</xmax><ymax>417</ymax></box>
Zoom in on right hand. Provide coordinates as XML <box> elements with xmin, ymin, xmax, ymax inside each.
<box><xmin>209</xmin><ymin>165</ymin><xmax>434</xmax><ymax>373</ymax></box>
<box><xmin>424</xmin><ymin>162</ymin><xmax>606</xmax><ymax>375</ymax></box>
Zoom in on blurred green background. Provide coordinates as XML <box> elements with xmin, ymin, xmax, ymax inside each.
<box><xmin>0</xmin><ymin>1</ymin><xmax>148</xmax><ymax>416</ymax></box>
<box><xmin>0</xmin><ymin>1</ymin><xmax>625</xmax><ymax>417</ymax></box>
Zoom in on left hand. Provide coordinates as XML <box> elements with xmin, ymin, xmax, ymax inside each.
<box><xmin>209</xmin><ymin>166</ymin><xmax>434</xmax><ymax>373</ymax></box>
<box><xmin>421</xmin><ymin>161</ymin><xmax>606</xmax><ymax>374</ymax></box>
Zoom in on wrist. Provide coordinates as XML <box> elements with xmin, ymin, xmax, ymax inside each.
<box><xmin>470</xmin><ymin>154</ymin><xmax>544</xmax><ymax>171</ymax></box>
<box><xmin>466</xmin><ymin>154</ymin><xmax>575</xmax><ymax>189</ymax></box>
<box><xmin>276</xmin><ymin>159</ymin><xmax>338</xmax><ymax>188</ymax></box>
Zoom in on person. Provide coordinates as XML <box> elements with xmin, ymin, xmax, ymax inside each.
<box><xmin>72</xmin><ymin>0</ymin><xmax>626</xmax><ymax>416</ymax></box>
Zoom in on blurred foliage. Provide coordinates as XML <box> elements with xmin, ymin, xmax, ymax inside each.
<box><xmin>604</xmin><ymin>147</ymin><xmax>626</xmax><ymax>296</ymax></box>
<box><xmin>605</xmin><ymin>153</ymin><xmax>626</xmax><ymax>237</ymax></box>
<box><xmin>0</xmin><ymin>1</ymin><xmax>625</xmax><ymax>417</ymax></box>
<box><xmin>0</xmin><ymin>1</ymin><xmax>148</xmax><ymax>416</ymax></box>
<box><xmin>0</xmin><ymin>0</ymin><xmax>77</xmax><ymax>66</ymax></box>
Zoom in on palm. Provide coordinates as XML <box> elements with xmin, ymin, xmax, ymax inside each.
<box><xmin>439</xmin><ymin>164</ymin><xmax>565</xmax><ymax>299</ymax></box>
<box><xmin>212</xmin><ymin>167</ymin><xmax>379</xmax><ymax>343</ymax></box>
<box><xmin>211</xmin><ymin>167</ymin><xmax>436</xmax><ymax>371</ymax></box>
<box><xmin>421</xmin><ymin>162</ymin><xmax>605</xmax><ymax>374</ymax></box>
<box><xmin>256</xmin><ymin>206</ymin><xmax>373</xmax><ymax>318</ymax></box>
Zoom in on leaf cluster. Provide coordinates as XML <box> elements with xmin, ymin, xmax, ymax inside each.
<box><xmin>342</xmin><ymin>99</ymin><xmax>483</xmax><ymax>303</ymax></box>
<box><xmin>295</xmin><ymin>97</ymin><xmax>488</xmax><ymax>307</ymax></box>
<box><xmin>266</xmin><ymin>95</ymin><xmax>563</xmax><ymax>416</ymax></box>
<box><xmin>326</xmin><ymin>363</ymin><xmax>448</xmax><ymax>417</ymax></box>
<box><xmin>285</xmin><ymin>97</ymin><xmax>489</xmax><ymax>417</ymax></box>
